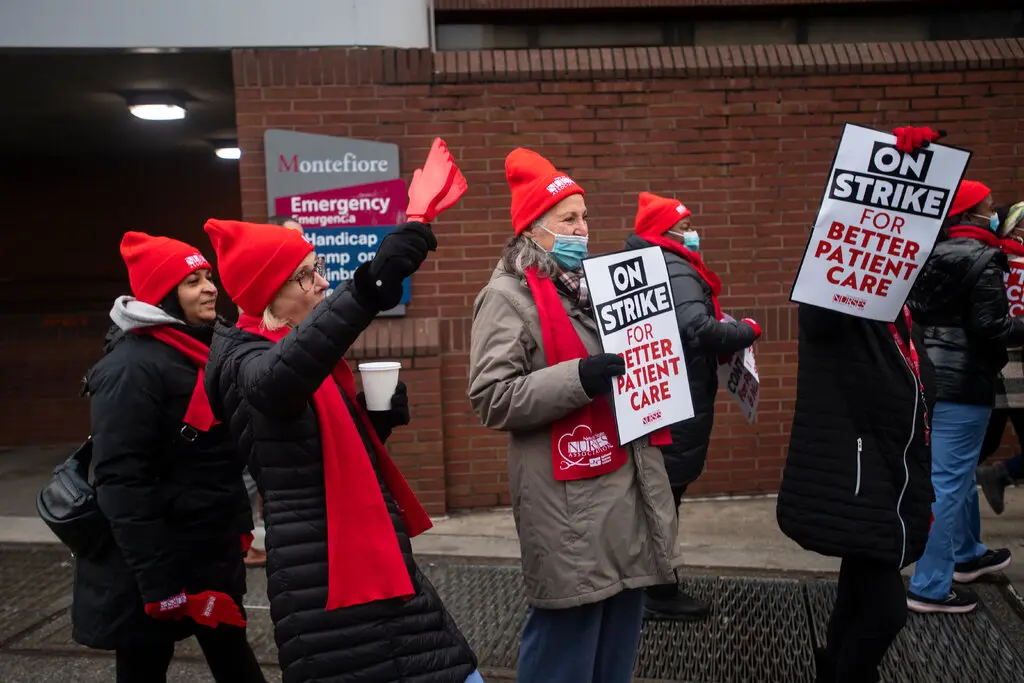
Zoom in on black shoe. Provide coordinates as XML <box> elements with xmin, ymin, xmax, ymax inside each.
<box><xmin>907</xmin><ymin>586</ymin><xmax>979</xmax><ymax>614</ymax></box>
<box><xmin>813</xmin><ymin>647</ymin><xmax>835</xmax><ymax>683</ymax></box>
<box><xmin>954</xmin><ymin>548</ymin><xmax>1012</xmax><ymax>583</ymax></box>
<box><xmin>978</xmin><ymin>463</ymin><xmax>1016</xmax><ymax>515</ymax></box>
<box><xmin>643</xmin><ymin>589</ymin><xmax>710</xmax><ymax>621</ymax></box>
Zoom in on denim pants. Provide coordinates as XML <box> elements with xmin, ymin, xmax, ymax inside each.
<box><xmin>517</xmin><ymin>589</ymin><xmax>644</xmax><ymax>683</ymax></box>
<box><xmin>909</xmin><ymin>402</ymin><xmax>991</xmax><ymax>600</ymax></box>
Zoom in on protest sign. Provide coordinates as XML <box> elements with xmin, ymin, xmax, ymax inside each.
<box><xmin>1006</xmin><ymin>258</ymin><xmax>1024</xmax><ymax>318</ymax></box>
<box><xmin>718</xmin><ymin>315</ymin><xmax>760</xmax><ymax>423</ymax></box>
<box><xmin>791</xmin><ymin>124</ymin><xmax>972</xmax><ymax>322</ymax></box>
<box><xmin>583</xmin><ymin>247</ymin><xmax>694</xmax><ymax>445</ymax></box>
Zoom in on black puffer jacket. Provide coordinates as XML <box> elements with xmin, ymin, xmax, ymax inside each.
<box><xmin>908</xmin><ymin>233</ymin><xmax>1024</xmax><ymax>405</ymax></box>
<box><xmin>205</xmin><ymin>283</ymin><xmax>477</xmax><ymax>683</ymax></box>
<box><xmin>625</xmin><ymin>235</ymin><xmax>756</xmax><ymax>495</ymax></box>
<box><xmin>778</xmin><ymin>304</ymin><xmax>935</xmax><ymax>569</ymax></box>
<box><xmin>73</xmin><ymin>326</ymin><xmax>248</xmax><ymax>650</ymax></box>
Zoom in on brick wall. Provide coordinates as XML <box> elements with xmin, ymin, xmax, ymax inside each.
<box><xmin>0</xmin><ymin>154</ymin><xmax>242</xmax><ymax>446</ymax></box>
<box><xmin>232</xmin><ymin>39</ymin><xmax>1024</xmax><ymax>509</ymax></box>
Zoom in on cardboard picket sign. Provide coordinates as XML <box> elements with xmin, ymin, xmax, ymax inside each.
<box><xmin>582</xmin><ymin>247</ymin><xmax>694</xmax><ymax>445</ymax></box>
<box><xmin>791</xmin><ymin>123</ymin><xmax>972</xmax><ymax>322</ymax></box>
<box><xmin>718</xmin><ymin>314</ymin><xmax>760</xmax><ymax>423</ymax></box>
<box><xmin>1005</xmin><ymin>257</ymin><xmax>1024</xmax><ymax>319</ymax></box>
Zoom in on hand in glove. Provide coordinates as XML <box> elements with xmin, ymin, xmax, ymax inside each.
<box><xmin>406</xmin><ymin>138</ymin><xmax>468</xmax><ymax>224</ymax></box>
<box><xmin>892</xmin><ymin>126</ymin><xmax>945</xmax><ymax>153</ymax></box>
<box><xmin>357</xmin><ymin>380</ymin><xmax>410</xmax><ymax>443</ymax></box>
<box><xmin>578</xmin><ymin>353</ymin><xmax>626</xmax><ymax>398</ymax></box>
<box><xmin>145</xmin><ymin>590</ymin><xmax>246</xmax><ymax>628</ymax></box>
<box><xmin>742</xmin><ymin>318</ymin><xmax>762</xmax><ymax>340</ymax></box>
<box><xmin>352</xmin><ymin>222</ymin><xmax>437</xmax><ymax>311</ymax></box>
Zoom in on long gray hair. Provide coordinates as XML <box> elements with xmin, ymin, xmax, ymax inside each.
<box><xmin>501</xmin><ymin>222</ymin><xmax>558</xmax><ymax>279</ymax></box>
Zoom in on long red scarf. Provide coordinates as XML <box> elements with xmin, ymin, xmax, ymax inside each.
<box><xmin>949</xmin><ymin>224</ymin><xmax>1001</xmax><ymax>248</ymax></box>
<box><xmin>135</xmin><ymin>326</ymin><xmax>219</xmax><ymax>432</ymax></box>
<box><xmin>236</xmin><ymin>314</ymin><xmax>432</xmax><ymax>610</ymax></box>
<box><xmin>641</xmin><ymin>233</ymin><xmax>724</xmax><ymax>320</ymax></box>
<box><xmin>1001</xmin><ymin>238</ymin><xmax>1024</xmax><ymax>258</ymax></box>
<box><xmin>526</xmin><ymin>269</ymin><xmax>628</xmax><ymax>480</ymax></box>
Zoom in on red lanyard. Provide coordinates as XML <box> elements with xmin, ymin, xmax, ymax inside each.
<box><xmin>888</xmin><ymin>305</ymin><xmax>930</xmax><ymax>446</ymax></box>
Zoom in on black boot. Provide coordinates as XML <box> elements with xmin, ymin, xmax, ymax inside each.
<box><xmin>978</xmin><ymin>462</ymin><xmax>1016</xmax><ymax>515</ymax></box>
<box><xmin>814</xmin><ymin>648</ymin><xmax>835</xmax><ymax>683</ymax></box>
<box><xmin>643</xmin><ymin>584</ymin><xmax>710</xmax><ymax>621</ymax></box>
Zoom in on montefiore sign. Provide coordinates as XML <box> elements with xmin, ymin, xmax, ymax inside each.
<box><xmin>265</xmin><ymin>130</ymin><xmax>409</xmax><ymax>314</ymax></box>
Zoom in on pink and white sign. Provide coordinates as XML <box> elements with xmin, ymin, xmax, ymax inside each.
<box><xmin>1005</xmin><ymin>257</ymin><xmax>1024</xmax><ymax>319</ymax></box>
<box><xmin>275</xmin><ymin>179</ymin><xmax>407</xmax><ymax>229</ymax></box>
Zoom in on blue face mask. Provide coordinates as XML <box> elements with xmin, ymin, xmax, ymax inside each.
<box><xmin>538</xmin><ymin>228</ymin><xmax>588</xmax><ymax>270</ymax></box>
<box><xmin>975</xmin><ymin>213</ymin><xmax>1000</xmax><ymax>233</ymax></box>
<box><xmin>668</xmin><ymin>229</ymin><xmax>700</xmax><ymax>251</ymax></box>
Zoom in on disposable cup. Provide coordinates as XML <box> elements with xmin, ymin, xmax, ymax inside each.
<box><xmin>358</xmin><ymin>361</ymin><xmax>402</xmax><ymax>411</ymax></box>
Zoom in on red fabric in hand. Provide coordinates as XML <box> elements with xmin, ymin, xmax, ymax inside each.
<box><xmin>406</xmin><ymin>138</ymin><xmax>467</xmax><ymax>223</ymax></box>
<box><xmin>240</xmin><ymin>533</ymin><xmax>254</xmax><ymax>554</ymax></box>
<box><xmin>742</xmin><ymin>318</ymin><xmax>762</xmax><ymax>340</ymax></box>
<box><xmin>145</xmin><ymin>592</ymin><xmax>188</xmax><ymax>621</ymax></box>
<box><xmin>892</xmin><ymin>126</ymin><xmax>942</xmax><ymax>153</ymax></box>
<box><xmin>183</xmin><ymin>591</ymin><xmax>247</xmax><ymax>628</ymax></box>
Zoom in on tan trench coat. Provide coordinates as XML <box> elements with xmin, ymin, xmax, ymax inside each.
<box><xmin>468</xmin><ymin>262</ymin><xmax>681</xmax><ymax>610</ymax></box>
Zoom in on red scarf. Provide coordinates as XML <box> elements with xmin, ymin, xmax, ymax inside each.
<box><xmin>641</xmin><ymin>233</ymin><xmax>724</xmax><ymax>320</ymax></box>
<box><xmin>135</xmin><ymin>326</ymin><xmax>219</xmax><ymax>432</ymax></box>
<box><xmin>948</xmin><ymin>224</ymin><xmax>1001</xmax><ymax>248</ymax></box>
<box><xmin>526</xmin><ymin>269</ymin><xmax>628</xmax><ymax>480</ymax></box>
<box><xmin>236</xmin><ymin>314</ymin><xmax>432</xmax><ymax>610</ymax></box>
<box><xmin>1001</xmin><ymin>238</ymin><xmax>1024</xmax><ymax>258</ymax></box>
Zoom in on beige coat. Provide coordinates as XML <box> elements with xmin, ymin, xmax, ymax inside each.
<box><xmin>468</xmin><ymin>262</ymin><xmax>680</xmax><ymax>610</ymax></box>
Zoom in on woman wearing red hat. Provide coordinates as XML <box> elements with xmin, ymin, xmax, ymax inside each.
<box><xmin>624</xmin><ymin>191</ymin><xmax>760</xmax><ymax>621</ymax></box>
<box><xmin>468</xmin><ymin>148</ymin><xmax>679</xmax><ymax>683</ymax></box>
<box><xmin>907</xmin><ymin>179</ymin><xmax>1024</xmax><ymax>615</ymax></box>
<box><xmin>203</xmin><ymin>141</ymin><xmax>481</xmax><ymax>683</ymax></box>
<box><xmin>72</xmin><ymin>232</ymin><xmax>264</xmax><ymax>683</ymax></box>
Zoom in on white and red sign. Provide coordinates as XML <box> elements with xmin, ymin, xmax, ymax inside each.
<box><xmin>583</xmin><ymin>247</ymin><xmax>694</xmax><ymax>445</ymax></box>
<box><xmin>719</xmin><ymin>315</ymin><xmax>760</xmax><ymax>423</ymax></box>
<box><xmin>791</xmin><ymin>124</ymin><xmax>971</xmax><ymax>322</ymax></box>
<box><xmin>1006</xmin><ymin>257</ymin><xmax>1024</xmax><ymax>318</ymax></box>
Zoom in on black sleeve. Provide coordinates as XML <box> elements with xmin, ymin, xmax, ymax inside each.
<box><xmin>234</xmin><ymin>278</ymin><xmax>377</xmax><ymax>420</ymax></box>
<box><xmin>966</xmin><ymin>263</ymin><xmax>1024</xmax><ymax>346</ymax></box>
<box><xmin>90</xmin><ymin>358</ymin><xmax>179</xmax><ymax>604</ymax></box>
<box><xmin>669</xmin><ymin>264</ymin><xmax>755</xmax><ymax>354</ymax></box>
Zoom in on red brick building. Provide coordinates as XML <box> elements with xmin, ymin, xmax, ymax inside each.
<box><xmin>3</xmin><ymin>1</ymin><xmax>1023</xmax><ymax>515</ymax></box>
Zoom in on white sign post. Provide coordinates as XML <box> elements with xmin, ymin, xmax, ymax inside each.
<box><xmin>791</xmin><ymin>123</ymin><xmax>972</xmax><ymax>322</ymax></box>
<box><xmin>719</xmin><ymin>314</ymin><xmax>760</xmax><ymax>423</ymax></box>
<box><xmin>583</xmin><ymin>247</ymin><xmax>694</xmax><ymax>445</ymax></box>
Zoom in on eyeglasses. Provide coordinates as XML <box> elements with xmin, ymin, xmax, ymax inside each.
<box><xmin>292</xmin><ymin>256</ymin><xmax>328</xmax><ymax>292</ymax></box>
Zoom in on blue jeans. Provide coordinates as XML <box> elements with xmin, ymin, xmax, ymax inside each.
<box><xmin>517</xmin><ymin>589</ymin><xmax>644</xmax><ymax>683</ymax></box>
<box><xmin>465</xmin><ymin>671</ymin><xmax>484</xmax><ymax>683</ymax></box>
<box><xmin>909</xmin><ymin>402</ymin><xmax>991</xmax><ymax>600</ymax></box>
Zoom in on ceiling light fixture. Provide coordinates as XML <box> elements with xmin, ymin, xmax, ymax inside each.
<box><xmin>215</xmin><ymin>146</ymin><xmax>242</xmax><ymax>160</ymax></box>
<box><xmin>129</xmin><ymin>103</ymin><xmax>186</xmax><ymax>121</ymax></box>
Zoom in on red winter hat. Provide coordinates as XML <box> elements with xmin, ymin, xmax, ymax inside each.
<box><xmin>634</xmin><ymin>192</ymin><xmax>691</xmax><ymax>237</ymax></box>
<box><xmin>505</xmin><ymin>148</ymin><xmax>584</xmax><ymax>234</ymax></box>
<box><xmin>949</xmin><ymin>179</ymin><xmax>991</xmax><ymax>217</ymax></box>
<box><xmin>120</xmin><ymin>231</ymin><xmax>211</xmax><ymax>306</ymax></box>
<box><xmin>203</xmin><ymin>219</ymin><xmax>313</xmax><ymax>316</ymax></box>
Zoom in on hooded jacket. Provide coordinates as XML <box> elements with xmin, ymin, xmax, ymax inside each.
<box><xmin>908</xmin><ymin>234</ymin><xmax>1024</xmax><ymax>405</ymax></box>
<box><xmin>72</xmin><ymin>297</ymin><xmax>249</xmax><ymax>650</ymax></box>
<box><xmin>624</xmin><ymin>234</ymin><xmax>755</xmax><ymax>493</ymax></box>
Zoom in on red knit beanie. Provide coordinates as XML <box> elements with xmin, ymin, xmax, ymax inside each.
<box><xmin>505</xmin><ymin>148</ymin><xmax>584</xmax><ymax>234</ymax></box>
<box><xmin>949</xmin><ymin>179</ymin><xmax>991</xmax><ymax>217</ymax></box>
<box><xmin>119</xmin><ymin>231</ymin><xmax>212</xmax><ymax>306</ymax></box>
<box><xmin>634</xmin><ymin>192</ymin><xmax>691</xmax><ymax>237</ymax></box>
<box><xmin>203</xmin><ymin>219</ymin><xmax>313</xmax><ymax>316</ymax></box>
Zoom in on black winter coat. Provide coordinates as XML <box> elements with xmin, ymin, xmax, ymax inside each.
<box><xmin>625</xmin><ymin>235</ymin><xmax>756</xmax><ymax>493</ymax></box>
<box><xmin>72</xmin><ymin>326</ymin><xmax>249</xmax><ymax>650</ymax></box>
<box><xmin>778</xmin><ymin>304</ymin><xmax>935</xmax><ymax>569</ymax></box>
<box><xmin>205</xmin><ymin>283</ymin><xmax>477</xmax><ymax>683</ymax></box>
<box><xmin>908</xmin><ymin>234</ymin><xmax>1024</xmax><ymax>406</ymax></box>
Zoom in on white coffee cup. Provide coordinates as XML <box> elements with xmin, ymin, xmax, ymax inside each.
<box><xmin>357</xmin><ymin>361</ymin><xmax>402</xmax><ymax>411</ymax></box>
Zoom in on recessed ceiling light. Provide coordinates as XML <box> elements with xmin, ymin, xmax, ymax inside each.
<box><xmin>129</xmin><ymin>103</ymin><xmax>186</xmax><ymax>121</ymax></box>
<box><xmin>215</xmin><ymin>146</ymin><xmax>242</xmax><ymax>160</ymax></box>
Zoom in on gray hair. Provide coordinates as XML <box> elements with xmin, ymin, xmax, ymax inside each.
<box><xmin>501</xmin><ymin>221</ymin><xmax>559</xmax><ymax>279</ymax></box>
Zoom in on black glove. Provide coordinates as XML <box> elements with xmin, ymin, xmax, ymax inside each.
<box><xmin>578</xmin><ymin>353</ymin><xmax>626</xmax><ymax>398</ymax></box>
<box><xmin>352</xmin><ymin>222</ymin><xmax>437</xmax><ymax>311</ymax></box>
<box><xmin>356</xmin><ymin>381</ymin><xmax>410</xmax><ymax>444</ymax></box>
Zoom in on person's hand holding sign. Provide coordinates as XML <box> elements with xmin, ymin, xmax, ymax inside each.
<box><xmin>892</xmin><ymin>126</ymin><xmax>946</xmax><ymax>153</ymax></box>
<box><xmin>578</xmin><ymin>353</ymin><xmax>626</xmax><ymax>398</ymax></box>
<box><xmin>406</xmin><ymin>137</ymin><xmax>468</xmax><ymax>224</ymax></box>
